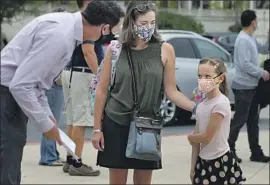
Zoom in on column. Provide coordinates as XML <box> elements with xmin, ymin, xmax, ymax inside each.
<box><xmin>219</xmin><ymin>1</ymin><xmax>224</xmax><ymax>9</ymax></box>
<box><xmin>249</xmin><ymin>0</ymin><xmax>255</xmax><ymax>10</ymax></box>
<box><xmin>182</xmin><ymin>0</ymin><xmax>192</xmax><ymax>10</ymax></box>
<box><xmin>199</xmin><ymin>0</ymin><xmax>203</xmax><ymax>10</ymax></box>
<box><xmin>188</xmin><ymin>0</ymin><xmax>192</xmax><ymax>10</ymax></box>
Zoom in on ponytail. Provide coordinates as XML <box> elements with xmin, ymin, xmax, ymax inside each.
<box><xmin>219</xmin><ymin>75</ymin><xmax>229</xmax><ymax>97</ymax></box>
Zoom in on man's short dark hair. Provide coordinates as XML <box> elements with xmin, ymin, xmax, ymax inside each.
<box><xmin>241</xmin><ymin>9</ymin><xmax>257</xmax><ymax>27</ymax></box>
<box><xmin>76</xmin><ymin>0</ymin><xmax>84</xmax><ymax>9</ymax></box>
<box><xmin>82</xmin><ymin>0</ymin><xmax>125</xmax><ymax>28</ymax></box>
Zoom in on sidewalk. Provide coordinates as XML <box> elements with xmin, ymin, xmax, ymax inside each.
<box><xmin>21</xmin><ymin>130</ymin><xmax>269</xmax><ymax>184</ymax></box>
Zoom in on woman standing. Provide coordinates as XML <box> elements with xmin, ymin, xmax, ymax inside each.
<box><xmin>92</xmin><ymin>1</ymin><xmax>196</xmax><ymax>184</ymax></box>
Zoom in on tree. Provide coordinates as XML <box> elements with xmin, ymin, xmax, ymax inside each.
<box><xmin>0</xmin><ymin>0</ymin><xmax>70</xmax><ymax>24</ymax></box>
<box><xmin>0</xmin><ymin>0</ymin><xmax>29</xmax><ymax>24</ymax></box>
<box><xmin>158</xmin><ymin>12</ymin><xmax>205</xmax><ymax>33</ymax></box>
<box><xmin>228</xmin><ymin>0</ymin><xmax>244</xmax><ymax>32</ymax></box>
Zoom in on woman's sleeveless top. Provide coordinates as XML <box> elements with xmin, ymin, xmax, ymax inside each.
<box><xmin>105</xmin><ymin>41</ymin><xmax>164</xmax><ymax>126</ymax></box>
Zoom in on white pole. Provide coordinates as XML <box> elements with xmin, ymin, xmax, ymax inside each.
<box><xmin>220</xmin><ymin>1</ymin><xmax>224</xmax><ymax>9</ymax></box>
<box><xmin>249</xmin><ymin>1</ymin><xmax>255</xmax><ymax>10</ymax></box>
<box><xmin>188</xmin><ymin>0</ymin><xmax>192</xmax><ymax>10</ymax></box>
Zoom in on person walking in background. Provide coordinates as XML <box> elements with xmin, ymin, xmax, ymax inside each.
<box><xmin>228</xmin><ymin>10</ymin><xmax>270</xmax><ymax>163</ymax></box>
<box><xmin>38</xmin><ymin>7</ymin><xmax>67</xmax><ymax>167</ymax></box>
<box><xmin>92</xmin><ymin>1</ymin><xmax>196</xmax><ymax>184</ymax></box>
<box><xmin>0</xmin><ymin>1</ymin><xmax>125</xmax><ymax>184</ymax></box>
<box><xmin>188</xmin><ymin>58</ymin><xmax>246</xmax><ymax>185</ymax></box>
<box><xmin>61</xmin><ymin>0</ymin><xmax>125</xmax><ymax>176</ymax></box>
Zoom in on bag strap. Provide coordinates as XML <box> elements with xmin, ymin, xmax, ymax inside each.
<box><xmin>126</xmin><ymin>47</ymin><xmax>139</xmax><ymax>112</ymax></box>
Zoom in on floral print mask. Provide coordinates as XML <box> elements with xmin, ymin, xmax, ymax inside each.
<box><xmin>133</xmin><ymin>24</ymin><xmax>155</xmax><ymax>42</ymax></box>
<box><xmin>198</xmin><ymin>79</ymin><xmax>218</xmax><ymax>94</ymax></box>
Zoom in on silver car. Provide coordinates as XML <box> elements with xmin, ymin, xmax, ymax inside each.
<box><xmin>159</xmin><ymin>30</ymin><xmax>235</xmax><ymax>126</ymax></box>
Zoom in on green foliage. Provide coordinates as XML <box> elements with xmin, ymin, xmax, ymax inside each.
<box><xmin>228</xmin><ymin>23</ymin><xmax>242</xmax><ymax>33</ymax></box>
<box><xmin>168</xmin><ymin>1</ymin><xmax>177</xmax><ymax>9</ymax></box>
<box><xmin>157</xmin><ymin>11</ymin><xmax>205</xmax><ymax>33</ymax></box>
<box><xmin>209</xmin><ymin>1</ymin><xmax>223</xmax><ymax>10</ymax></box>
<box><xmin>0</xmin><ymin>0</ymin><xmax>71</xmax><ymax>23</ymax></box>
<box><xmin>0</xmin><ymin>0</ymin><xmax>28</xmax><ymax>23</ymax></box>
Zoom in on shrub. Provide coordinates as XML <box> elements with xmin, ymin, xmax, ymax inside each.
<box><xmin>157</xmin><ymin>11</ymin><xmax>205</xmax><ymax>33</ymax></box>
<box><xmin>228</xmin><ymin>23</ymin><xmax>242</xmax><ymax>33</ymax></box>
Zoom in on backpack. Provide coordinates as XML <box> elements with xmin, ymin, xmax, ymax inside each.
<box><xmin>256</xmin><ymin>58</ymin><xmax>270</xmax><ymax>106</ymax></box>
<box><xmin>89</xmin><ymin>40</ymin><xmax>122</xmax><ymax>115</ymax></box>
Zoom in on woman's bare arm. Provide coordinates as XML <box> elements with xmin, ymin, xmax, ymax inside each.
<box><xmin>93</xmin><ymin>48</ymin><xmax>112</xmax><ymax>130</ymax></box>
<box><xmin>162</xmin><ymin>42</ymin><xmax>196</xmax><ymax>112</ymax></box>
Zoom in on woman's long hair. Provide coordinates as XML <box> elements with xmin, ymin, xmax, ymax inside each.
<box><xmin>119</xmin><ymin>1</ymin><xmax>162</xmax><ymax>47</ymax></box>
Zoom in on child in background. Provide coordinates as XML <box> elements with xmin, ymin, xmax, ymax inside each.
<box><xmin>188</xmin><ymin>58</ymin><xmax>246</xmax><ymax>185</ymax></box>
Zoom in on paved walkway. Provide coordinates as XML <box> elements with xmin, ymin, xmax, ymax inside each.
<box><xmin>21</xmin><ymin>131</ymin><xmax>269</xmax><ymax>184</ymax></box>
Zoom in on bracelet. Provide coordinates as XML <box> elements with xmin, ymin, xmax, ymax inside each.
<box><xmin>92</xmin><ymin>128</ymin><xmax>102</xmax><ymax>134</ymax></box>
<box><xmin>192</xmin><ymin>104</ymin><xmax>198</xmax><ymax>115</ymax></box>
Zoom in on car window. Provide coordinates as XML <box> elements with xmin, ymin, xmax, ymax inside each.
<box><xmin>218</xmin><ymin>36</ymin><xmax>228</xmax><ymax>44</ymax></box>
<box><xmin>193</xmin><ymin>38</ymin><xmax>230</xmax><ymax>62</ymax></box>
<box><xmin>227</xmin><ymin>35</ymin><xmax>237</xmax><ymax>44</ymax></box>
<box><xmin>166</xmin><ymin>38</ymin><xmax>197</xmax><ymax>58</ymax></box>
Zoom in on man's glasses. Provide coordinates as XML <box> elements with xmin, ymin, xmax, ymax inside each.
<box><xmin>135</xmin><ymin>3</ymin><xmax>156</xmax><ymax>12</ymax></box>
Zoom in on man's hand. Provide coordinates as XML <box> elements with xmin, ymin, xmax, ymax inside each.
<box><xmin>43</xmin><ymin>126</ymin><xmax>62</xmax><ymax>145</ymax></box>
<box><xmin>44</xmin><ymin>116</ymin><xmax>62</xmax><ymax>145</ymax></box>
<box><xmin>262</xmin><ymin>70</ymin><xmax>270</xmax><ymax>81</ymax></box>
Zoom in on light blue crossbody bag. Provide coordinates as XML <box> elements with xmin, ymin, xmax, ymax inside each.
<box><xmin>125</xmin><ymin>48</ymin><xmax>163</xmax><ymax>161</ymax></box>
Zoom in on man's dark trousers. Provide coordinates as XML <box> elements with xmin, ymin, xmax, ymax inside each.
<box><xmin>0</xmin><ymin>85</ymin><xmax>28</xmax><ymax>184</ymax></box>
<box><xmin>228</xmin><ymin>88</ymin><xmax>262</xmax><ymax>154</ymax></box>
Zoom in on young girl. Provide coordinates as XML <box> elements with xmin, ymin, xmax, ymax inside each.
<box><xmin>188</xmin><ymin>58</ymin><xmax>246</xmax><ymax>185</ymax></box>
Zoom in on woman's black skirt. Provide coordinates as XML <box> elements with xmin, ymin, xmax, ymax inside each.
<box><xmin>96</xmin><ymin>113</ymin><xmax>162</xmax><ymax>170</ymax></box>
<box><xmin>193</xmin><ymin>151</ymin><xmax>246</xmax><ymax>185</ymax></box>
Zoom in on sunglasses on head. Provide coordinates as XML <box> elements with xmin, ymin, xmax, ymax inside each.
<box><xmin>134</xmin><ymin>3</ymin><xmax>156</xmax><ymax>12</ymax></box>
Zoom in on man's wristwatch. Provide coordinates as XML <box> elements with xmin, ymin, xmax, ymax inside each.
<box><xmin>83</xmin><ymin>40</ymin><xmax>95</xmax><ymax>45</ymax></box>
<box><xmin>92</xmin><ymin>128</ymin><xmax>102</xmax><ymax>134</ymax></box>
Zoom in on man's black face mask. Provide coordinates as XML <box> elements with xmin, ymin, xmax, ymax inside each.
<box><xmin>96</xmin><ymin>31</ymin><xmax>116</xmax><ymax>44</ymax></box>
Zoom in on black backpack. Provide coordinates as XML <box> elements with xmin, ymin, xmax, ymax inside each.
<box><xmin>256</xmin><ymin>58</ymin><xmax>270</xmax><ymax>106</ymax></box>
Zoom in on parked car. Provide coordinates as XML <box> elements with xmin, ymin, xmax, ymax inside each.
<box><xmin>201</xmin><ymin>32</ymin><xmax>238</xmax><ymax>56</ymax></box>
<box><xmin>159</xmin><ymin>30</ymin><xmax>235</xmax><ymax>126</ymax></box>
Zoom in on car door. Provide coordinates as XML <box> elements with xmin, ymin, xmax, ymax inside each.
<box><xmin>166</xmin><ymin>37</ymin><xmax>200</xmax><ymax>99</ymax></box>
<box><xmin>192</xmin><ymin>38</ymin><xmax>235</xmax><ymax>103</ymax></box>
